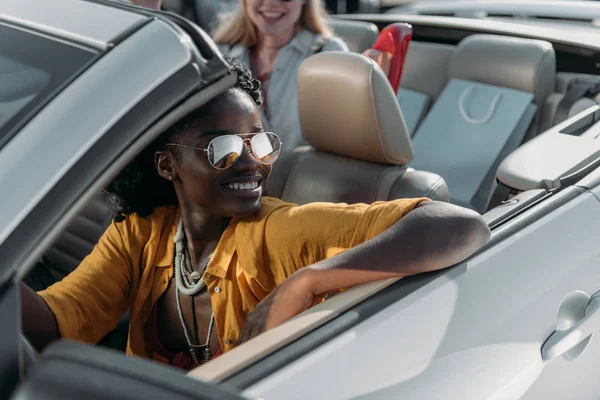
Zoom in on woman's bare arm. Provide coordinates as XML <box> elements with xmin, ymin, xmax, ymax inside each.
<box><xmin>303</xmin><ymin>200</ymin><xmax>490</xmax><ymax>293</ymax></box>
<box><xmin>238</xmin><ymin>201</ymin><xmax>491</xmax><ymax>343</ymax></box>
<box><xmin>20</xmin><ymin>282</ymin><xmax>60</xmax><ymax>352</ymax></box>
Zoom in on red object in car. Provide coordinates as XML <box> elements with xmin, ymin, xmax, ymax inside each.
<box><xmin>371</xmin><ymin>22</ymin><xmax>413</xmax><ymax>93</ymax></box>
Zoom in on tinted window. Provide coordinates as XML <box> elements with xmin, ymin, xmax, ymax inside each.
<box><xmin>0</xmin><ymin>23</ymin><xmax>96</xmax><ymax>148</ymax></box>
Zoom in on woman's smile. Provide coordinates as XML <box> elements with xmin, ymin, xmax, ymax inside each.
<box><xmin>225</xmin><ymin>182</ymin><xmax>259</xmax><ymax>191</ymax></box>
<box><xmin>259</xmin><ymin>10</ymin><xmax>285</xmax><ymax>25</ymax></box>
<box><xmin>219</xmin><ymin>171</ymin><xmax>264</xmax><ymax>198</ymax></box>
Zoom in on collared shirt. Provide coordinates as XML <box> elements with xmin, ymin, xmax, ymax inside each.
<box><xmin>38</xmin><ymin>196</ymin><xmax>428</xmax><ymax>360</ymax></box>
<box><xmin>224</xmin><ymin>30</ymin><xmax>349</xmax><ymax>154</ymax></box>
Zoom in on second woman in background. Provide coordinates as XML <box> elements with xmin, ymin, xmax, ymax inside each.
<box><xmin>213</xmin><ymin>0</ymin><xmax>349</xmax><ymax>153</ymax></box>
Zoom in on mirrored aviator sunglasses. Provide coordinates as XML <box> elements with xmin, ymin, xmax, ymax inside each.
<box><xmin>165</xmin><ymin>132</ymin><xmax>282</xmax><ymax>170</ymax></box>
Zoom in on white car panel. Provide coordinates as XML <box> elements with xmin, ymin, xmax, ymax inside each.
<box><xmin>0</xmin><ymin>20</ymin><xmax>191</xmax><ymax>253</ymax></box>
<box><xmin>243</xmin><ymin>190</ymin><xmax>600</xmax><ymax>399</ymax></box>
<box><xmin>0</xmin><ymin>0</ymin><xmax>146</xmax><ymax>50</ymax></box>
<box><xmin>592</xmin><ymin>181</ymin><xmax>600</xmax><ymax>199</ymax></box>
<box><xmin>187</xmin><ymin>278</ymin><xmax>401</xmax><ymax>382</ymax></box>
<box><xmin>519</xmin><ymin>182</ymin><xmax>600</xmax><ymax>400</ymax></box>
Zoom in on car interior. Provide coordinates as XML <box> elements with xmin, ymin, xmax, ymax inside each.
<box><xmin>13</xmin><ymin>13</ymin><xmax>600</xmax><ymax>399</ymax></box>
<box><xmin>330</xmin><ymin>18</ymin><xmax>600</xmax><ymax>131</ymax></box>
<box><xmin>24</xmin><ymin>15</ymin><xmax>600</xmax><ymax>346</ymax></box>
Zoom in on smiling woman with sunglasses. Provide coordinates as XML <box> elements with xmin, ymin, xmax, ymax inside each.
<box><xmin>21</xmin><ymin>58</ymin><xmax>491</xmax><ymax>371</ymax></box>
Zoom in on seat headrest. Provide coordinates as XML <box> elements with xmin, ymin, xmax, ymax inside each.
<box><xmin>449</xmin><ymin>34</ymin><xmax>556</xmax><ymax>105</ymax></box>
<box><xmin>297</xmin><ymin>52</ymin><xmax>413</xmax><ymax>165</ymax></box>
<box><xmin>328</xmin><ymin>19</ymin><xmax>379</xmax><ymax>53</ymax></box>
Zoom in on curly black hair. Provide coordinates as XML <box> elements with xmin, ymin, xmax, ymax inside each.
<box><xmin>103</xmin><ymin>56</ymin><xmax>263</xmax><ymax>219</ymax></box>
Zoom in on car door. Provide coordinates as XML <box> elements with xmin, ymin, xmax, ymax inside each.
<box><xmin>237</xmin><ymin>179</ymin><xmax>600</xmax><ymax>399</ymax></box>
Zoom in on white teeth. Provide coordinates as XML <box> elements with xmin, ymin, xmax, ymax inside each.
<box><xmin>225</xmin><ymin>182</ymin><xmax>259</xmax><ymax>190</ymax></box>
<box><xmin>263</xmin><ymin>12</ymin><xmax>282</xmax><ymax>18</ymax></box>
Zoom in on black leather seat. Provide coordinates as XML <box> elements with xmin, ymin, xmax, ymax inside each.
<box><xmin>26</xmin><ymin>194</ymin><xmax>113</xmax><ymax>287</ymax></box>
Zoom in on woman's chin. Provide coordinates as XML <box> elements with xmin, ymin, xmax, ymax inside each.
<box><xmin>256</xmin><ymin>20</ymin><xmax>292</xmax><ymax>38</ymax></box>
<box><xmin>222</xmin><ymin>197</ymin><xmax>263</xmax><ymax>219</ymax></box>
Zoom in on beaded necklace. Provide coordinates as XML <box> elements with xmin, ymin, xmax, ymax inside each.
<box><xmin>173</xmin><ymin>217</ymin><xmax>214</xmax><ymax>365</ymax></box>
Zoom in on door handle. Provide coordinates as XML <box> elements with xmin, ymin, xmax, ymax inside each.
<box><xmin>541</xmin><ymin>293</ymin><xmax>600</xmax><ymax>361</ymax></box>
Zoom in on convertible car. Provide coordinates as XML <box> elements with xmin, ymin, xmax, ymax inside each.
<box><xmin>2</xmin><ymin>0</ymin><xmax>600</xmax><ymax>399</ymax></box>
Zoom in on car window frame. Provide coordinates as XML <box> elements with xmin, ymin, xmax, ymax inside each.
<box><xmin>0</xmin><ymin>21</ymin><xmax>102</xmax><ymax>150</ymax></box>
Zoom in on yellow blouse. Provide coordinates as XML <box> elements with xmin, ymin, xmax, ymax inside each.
<box><xmin>38</xmin><ymin>196</ymin><xmax>428</xmax><ymax>359</ymax></box>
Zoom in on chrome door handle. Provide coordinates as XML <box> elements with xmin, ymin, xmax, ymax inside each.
<box><xmin>542</xmin><ymin>294</ymin><xmax>600</xmax><ymax>361</ymax></box>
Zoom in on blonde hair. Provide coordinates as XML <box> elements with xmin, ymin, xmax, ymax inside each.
<box><xmin>213</xmin><ymin>0</ymin><xmax>333</xmax><ymax>47</ymax></box>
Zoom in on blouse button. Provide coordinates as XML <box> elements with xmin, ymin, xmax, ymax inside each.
<box><xmin>224</xmin><ymin>338</ymin><xmax>232</xmax><ymax>345</ymax></box>
<box><xmin>214</xmin><ymin>287</ymin><xmax>221</xmax><ymax>293</ymax></box>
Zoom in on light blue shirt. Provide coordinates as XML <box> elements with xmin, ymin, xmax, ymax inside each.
<box><xmin>223</xmin><ymin>30</ymin><xmax>349</xmax><ymax>154</ymax></box>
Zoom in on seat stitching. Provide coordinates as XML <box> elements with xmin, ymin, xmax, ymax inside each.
<box><xmin>372</xmin><ymin>169</ymin><xmax>383</xmax><ymax>200</ymax></box>
<box><xmin>374</xmin><ymin>167</ymin><xmax>404</xmax><ymax>201</ymax></box>
<box><xmin>367</xmin><ymin>59</ymin><xmax>388</xmax><ymax>163</ymax></box>
<box><xmin>426</xmin><ymin>177</ymin><xmax>446</xmax><ymax>199</ymax></box>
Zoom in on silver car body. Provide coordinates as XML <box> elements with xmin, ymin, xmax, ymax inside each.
<box><xmin>2</xmin><ymin>1</ymin><xmax>600</xmax><ymax>399</ymax></box>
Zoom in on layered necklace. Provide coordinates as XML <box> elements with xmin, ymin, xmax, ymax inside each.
<box><xmin>173</xmin><ymin>217</ymin><xmax>214</xmax><ymax>366</ymax></box>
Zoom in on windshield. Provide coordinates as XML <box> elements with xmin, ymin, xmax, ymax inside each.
<box><xmin>384</xmin><ymin>0</ymin><xmax>600</xmax><ymax>26</ymax></box>
<box><xmin>0</xmin><ymin>23</ymin><xmax>96</xmax><ymax>149</ymax></box>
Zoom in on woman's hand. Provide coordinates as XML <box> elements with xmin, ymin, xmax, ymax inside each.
<box><xmin>237</xmin><ymin>269</ymin><xmax>316</xmax><ymax>345</ymax></box>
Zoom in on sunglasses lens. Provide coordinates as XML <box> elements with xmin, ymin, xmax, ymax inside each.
<box><xmin>207</xmin><ymin>133</ymin><xmax>282</xmax><ymax>169</ymax></box>
<box><xmin>251</xmin><ymin>132</ymin><xmax>282</xmax><ymax>165</ymax></box>
<box><xmin>207</xmin><ymin>135</ymin><xmax>243</xmax><ymax>169</ymax></box>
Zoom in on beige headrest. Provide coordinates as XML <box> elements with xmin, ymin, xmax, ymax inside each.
<box><xmin>297</xmin><ymin>52</ymin><xmax>413</xmax><ymax>165</ymax></box>
<box><xmin>327</xmin><ymin>19</ymin><xmax>379</xmax><ymax>53</ymax></box>
<box><xmin>449</xmin><ymin>34</ymin><xmax>556</xmax><ymax>107</ymax></box>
